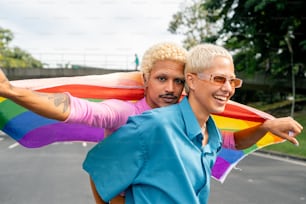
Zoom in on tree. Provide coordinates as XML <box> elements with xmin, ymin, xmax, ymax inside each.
<box><xmin>0</xmin><ymin>27</ymin><xmax>42</xmax><ymax>68</ymax></box>
<box><xmin>0</xmin><ymin>28</ymin><xmax>13</xmax><ymax>49</ymax></box>
<box><xmin>168</xmin><ymin>0</ymin><xmax>306</xmax><ymax>76</ymax></box>
<box><xmin>168</xmin><ymin>1</ymin><xmax>220</xmax><ymax>49</ymax></box>
<box><xmin>169</xmin><ymin>0</ymin><xmax>306</xmax><ymax>110</ymax></box>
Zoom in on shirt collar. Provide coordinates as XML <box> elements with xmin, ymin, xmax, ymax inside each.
<box><xmin>179</xmin><ymin>97</ymin><xmax>222</xmax><ymax>152</ymax></box>
<box><xmin>135</xmin><ymin>97</ymin><xmax>151</xmax><ymax>112</ymax></box>
<box><xmin>203</xmin><ymin>117</ymin><xmax>222</xmax><ymax>153</ymax></box>
<box><xmin>178</xmin><ymin>97</ymin><xmax>201</xmax><ymax>140</ymax></box>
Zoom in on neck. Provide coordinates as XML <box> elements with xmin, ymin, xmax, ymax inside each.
<box><xmin>188</xmin><ymin>95</ymin><xmax>209</xmax><ymax>128</ymax></box>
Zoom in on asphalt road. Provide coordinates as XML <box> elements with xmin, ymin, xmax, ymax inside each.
<box><xmin>1</xmin><ymin>134</ymin><xmax>305</xmax><ymax>204</ymax></box>
<box><xmin>0</xmin><ymin>135</ymin><xmax>94</xmax><ymax>204</ymax></box>
<box><xmin>209</xmin><ymin>153</ymin><xmax>306</xmax><ymax>204</ymax></box>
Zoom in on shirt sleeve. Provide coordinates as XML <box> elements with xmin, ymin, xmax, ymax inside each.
<box><xmin>65</xmin><ymin>93</ymin><xmax>135</xmax><ymax>130</ymax></box>
<box><xmin>221</xmin><ymin>131</ymin><xmax>236</xmax><ymax>150</ymax></box>
<box><xmin>82</xmin><ymin>116</ymin><xmax>147</xmax><ymax>202</ymax></box>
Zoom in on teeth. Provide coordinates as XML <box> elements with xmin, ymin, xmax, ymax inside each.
<box><xmin>215</xmin><ymin>96</ymin><xmax>227</xmax><ymax>101</ymax></box>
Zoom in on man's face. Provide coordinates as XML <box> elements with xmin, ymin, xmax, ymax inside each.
<box><xmin>144</xmin><ymin>59</ymin><xmax>185</xmax><ymax>108</ymax></box>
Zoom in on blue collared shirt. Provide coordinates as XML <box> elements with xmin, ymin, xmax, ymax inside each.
<box><xmin>83</xmin><ymin>97</ymin><xmax>222</xmax><ymax>204</ymax></box>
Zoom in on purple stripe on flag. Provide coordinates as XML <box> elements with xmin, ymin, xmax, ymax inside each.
<box><xmin>211</xmin><ymin>148</ymin><xmax>244</xmax><ymax>180</ymax></box>
<box><xmin>18</xmin><ymin>123</ymin><xmax>104</xmax><ymax>148</ymax></box>
<box><xmin>211</xmin><ymin>156</ymin><xmax>231</xmax><ymax>180</ymax></box>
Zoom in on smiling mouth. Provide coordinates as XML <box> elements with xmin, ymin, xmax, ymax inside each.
<box><xmin>214</xmin><ymin>96</ymin><xmax>228</xmax><ymax>103</ymax></box>
<box><xmin>214</xmin><ymin>95</ymin><xmax>227</xmax><ymax>102</ymax></box>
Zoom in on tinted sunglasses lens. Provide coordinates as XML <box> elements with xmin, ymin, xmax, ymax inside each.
<box><xmin>233</xmin><ymin>79</ymin><xmax>242</xmax><ymax>88</ymax></box>
<box><xmin>212</xmin><ymin>76</ymin><xmax>242</xmax><ymax>88</ymax></box>
<box><xmin>212</xmin><ymin>76</ymin><xmax>227</xmax><ymax>85</ymax></box>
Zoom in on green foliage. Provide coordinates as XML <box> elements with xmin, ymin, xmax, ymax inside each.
<box><xmin>0</xmin><ymin>28</ymin><xmax>13</xmax><ymax>48</ymax></box>
<box><xmin>168</xmin><ymin>0</ymin><xmax>306</xmax><ymax>78</ymax></box>
<box><xmin>168</xmin><ymin>1</ymin><xmax>221</xmax><ymax>49</ymax></box>
<box><xmin>0</xmin><ymin>27</ymin><xmax>42</xmax><ymax>68</ymax></box>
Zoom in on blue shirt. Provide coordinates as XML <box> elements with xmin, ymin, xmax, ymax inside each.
<box><xmin>83</xmin><ymin>97</ymin><xmax>222</xmax><ymax>204</ymax></box>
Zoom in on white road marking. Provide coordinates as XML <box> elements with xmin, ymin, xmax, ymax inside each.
<box><xmin>8</xmin><ymin>142</ymin><xmax>20</xmax><ymax>149</ymax></box>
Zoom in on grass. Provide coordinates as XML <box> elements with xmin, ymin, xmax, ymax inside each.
<box><xmin>250</xmin><ymin>98</ymin><xmax>306</xmax><ymax>159</ymax></box>
<box><xmin>262</xmin><ymin>112</ymin><xmax>306</xmax><ymax>159</ymax></box>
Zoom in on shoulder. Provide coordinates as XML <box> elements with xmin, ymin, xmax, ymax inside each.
<box><xmin>101</xmin><ymin>99</ymin><xmax>140</xmax><ymax>112</ymax></box>
<box><xmin>150</xmin><ymin>103</ymin><xmax>179</xmax><ymax>114</ymax></box>
<box><xmin>129</xmin><ymin>104</ymin><xmax>181</xmax><ymax>127</ymax></box>
<box><xmin>102</xmin><ymin>99</ymin><xmax>132</xmax><ymax>106</ymax></box>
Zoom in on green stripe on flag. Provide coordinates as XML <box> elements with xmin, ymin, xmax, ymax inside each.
<box><xmin>0</xmin><ymin>99</ymin><xmax>27</xmax><ymax>129</ymax></box>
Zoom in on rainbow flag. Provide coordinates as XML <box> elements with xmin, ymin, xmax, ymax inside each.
<box><xmin>0</xmin><ymin>71</ymin><xmax>284</xmax><ymax>183</ymax></box>
<box><xmin>210</xmin><ymin>100</ymin><xmax>282</xmax><ymax>182</ymax></box>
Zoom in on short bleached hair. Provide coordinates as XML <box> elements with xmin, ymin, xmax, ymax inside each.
<box><xmin>141</xmin><ymin>42</ymin><xmax>187</xmax><ymax>79</ymax></box>
<box><xmin>185</xmin><ymin>43</ymin><xmax>233</xmax><ymax>93</ymax></box>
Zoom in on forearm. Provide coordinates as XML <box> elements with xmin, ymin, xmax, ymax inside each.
<box><xmin>5</xmin><ymin>86</ymin><xmax>70</xmax><ymax>121</ymax></box>
<box><xmin>0</xmin><ymin>68</ymin><xmax>70</xmax><ymax>121</ymax></box>
<box><xmin>234</xmin><ymin>124</ymin><xmax>266</xmax><ymax>150</ymax></box>
<box><xmin>234</xmin><ymin>117</ymin><xmax>303</xmax><ymax>149</ymax></box>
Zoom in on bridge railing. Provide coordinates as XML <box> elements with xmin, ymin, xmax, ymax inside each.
<box><xmin>2</xmin><ymin>68</ymin><xmax>306</xmax><ymax>94</ymax></box>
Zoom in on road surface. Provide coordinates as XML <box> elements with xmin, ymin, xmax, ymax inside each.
<box><xmin>1</xmin><ymin>134</ymin><xmax>305</xmax><ymax>204</ymax></box>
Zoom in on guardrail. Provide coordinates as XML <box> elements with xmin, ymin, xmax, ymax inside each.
<box><xmin>2</xmin><ymin>68</ymin><xmax>306</xmax><ymax>94</ymax></box>
<box><xmin>2</xmin><ymin>67</ymin><xmax>131</xmax><ymax>80</ymax></box>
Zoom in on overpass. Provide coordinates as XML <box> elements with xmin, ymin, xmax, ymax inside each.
<box><xmin>2</xmin><ymin>68</ymin><xmax>306</xmax><ymax>94</ymax></box>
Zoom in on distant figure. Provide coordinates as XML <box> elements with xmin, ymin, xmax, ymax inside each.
<box><xmin>134</xmin><ymin>54</ymin><xmax>139</xmax><ymax>70</ymax></box>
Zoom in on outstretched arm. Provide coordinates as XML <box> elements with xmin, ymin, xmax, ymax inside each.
<box><xmin>0</xmin><ymin>69</ymin><xmax>70</xmax><ymax>121</ymax></box>
<box><xmin>234</xmin><ymin>117</ymin><xmax>303</xmax><ymax>150</ymax></box>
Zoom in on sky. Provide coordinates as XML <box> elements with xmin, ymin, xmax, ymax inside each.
<box><xmin>0</xmin><ymin>0</ymin><xmax>185</xmax><ymax>69</ymax></box>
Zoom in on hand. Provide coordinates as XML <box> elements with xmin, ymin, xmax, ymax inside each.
<box><xmin>263</xmin><ymin>117</ymin><xmax>303</xmax><ymax>146</ymax></box>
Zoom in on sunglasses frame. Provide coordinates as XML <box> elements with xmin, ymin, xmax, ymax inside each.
<box><xmin>197</xmin><ymin>73</ymin><xmax>243</xmax><ymax>88</ymax></box>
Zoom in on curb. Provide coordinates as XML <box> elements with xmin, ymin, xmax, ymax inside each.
<box><xmin>257</xmin><ymin>149</ymin><xmax>306</xmax><ymax>163</ymax></box>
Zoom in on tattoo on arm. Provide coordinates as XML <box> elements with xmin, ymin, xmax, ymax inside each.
<box><xmin>36</xmin><ymin>92</ymin><xmax>69</xmax><ymax>113</ymax></box>
<box><xmin>52</xmin><ymin>93</ymin><xmax>69</xmax><ymax>113</ymax></box>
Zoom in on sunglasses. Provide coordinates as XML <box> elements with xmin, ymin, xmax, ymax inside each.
<box><xmin>197</xmin><ymin>73</ymin><xmax>243</xmax><ymax>88</ymax></box>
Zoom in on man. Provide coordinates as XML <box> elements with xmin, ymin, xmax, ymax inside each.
<box><xmin>83</xmin><ymin>43</ymin><xmax>303</xmax><ymax>204</ymax></box>
<box><xmin>134</xmin><ymin>54</ymin><xmax>139</xmax><ymax>70</ymax></box>
<box><xmin>0</xmin><ymin>42</ymin><xmax>187</xmax><ymax>204</ymax></box>
<box><xmin>0</xmin><ymin>42</ymin><xmax>302</xmax><ymax>203</ymax></box>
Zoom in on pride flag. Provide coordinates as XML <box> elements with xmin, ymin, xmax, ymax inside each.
<box><xmin>0</xmin><ymin>71</ymin><xmax>284</xmax><ymax>182</ymax></box>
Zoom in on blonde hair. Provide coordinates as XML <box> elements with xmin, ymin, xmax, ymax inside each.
<box><xmin>141</xmin><ymin>42</ymin><xmax>187</xmax><ymax>79</ymax></box>
<box><xmin>185</xmin><ymin>43</ymin><xmax>233</xmax><ymax>92</ymax></box>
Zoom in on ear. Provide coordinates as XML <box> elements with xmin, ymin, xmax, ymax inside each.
<box><xmin>142</xmin><ymin>73</ymin><xmax>148</xmax><ymax>87</ymax></box>
<box><xmin>185</xmin><ymin>73</ymin><xmax>196</xmax><ymax>91</ymax></box>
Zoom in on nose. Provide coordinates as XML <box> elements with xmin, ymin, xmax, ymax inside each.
<box><xmin>165</xmin><ymin>81</ymin><xmax>174</xmax><ymax>93</ymax></box>
<box><xmin>221</xmin><ymin>80</ymin><xmax>233</xmax><ymax>91</ymax></box>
